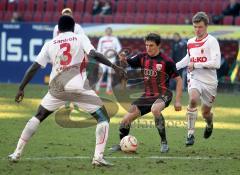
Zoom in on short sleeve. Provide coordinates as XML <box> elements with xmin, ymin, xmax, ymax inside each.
<box><xmin>53</xmin><ymin>25</ymin><xmax>58</xmax><ymax>38</ymax></box>
<box><xmin>80</xmin><ymin>34</ymin><xmax>95</xmax><ymax>54</ymax></box>
<box><xmin>75</xmin><ymin>24</ymin><xmax>85</xmax><ymax>35</ymax></box>
<box><xmin>127</xmin><ymin>53</ymin><xmax>143</xmax><ymax>68</ymax></box>
<box><xmin>167</xmin><ymin>61</ymin><xmax>180</xmax><ymax>79</ymax></box>
<box><xmin>35</xmin><ymin>42</ymin><xmax>50</xmax><ymax>68</ymax></box>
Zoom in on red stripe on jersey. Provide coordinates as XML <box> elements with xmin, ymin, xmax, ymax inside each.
<box><xmin>79</xmin><ymin>55</ymin><xmax>87</xmax><ymax>76</ymax></box>
<box><xmin>151</xmin><ymin>60</ymin><xmax>159</xmax><ymax>95</ymax></box>
<box><xmin>101</xmin><ymin>40</ymin><xmax>113</xmax><ymax>44</ymax></box>
<box><xmin>187</xmin><ymin>40</ymin><xmax>207</xmax><ymax>56</ymax></box>
<box><xmin>144</xmin><ymin>59</ymin><xmax>151</xmax><ymax>96</ymax></box>
<box><xmin>160</xmin><ymin>61</ymin><xmax>167</xmax><ymax>95</ymax></box>
<box><xmin>160</xmin><ymin>53</ymin><xmax>173</xmax><ymax>94</ymax></box>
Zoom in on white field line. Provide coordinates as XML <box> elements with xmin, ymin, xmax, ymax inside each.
<box><xmin>1</xmin><ymin>155</ymin><xmax>237</xmax><ymax>161</ymax></box>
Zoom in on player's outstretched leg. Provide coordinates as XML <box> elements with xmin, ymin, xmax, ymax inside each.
<box><xmin>8</xmin><ymin>117</ymin><xmax>40</xmax><ymax>162</ymax></box>
<box><xmin>91</xmin><ymin>106</ymin><xmax>113</xmax><ymax>166</ymax></box>
<box><xmin>8</xmin><ymin>105</ymin><xmax>52</xmax><ymax>162</ymax></box>
<box><xmin>110</xmin><ymin>105</ymin><xmax>139</xmax><ymax>152</ymax></box>
<box><xmin>186</xmin><ymin>107</ymin><xmax>198</xmax><ymax>146</ymax></box>
<box><xmin>109</xmin><ymin>123</ymin><xmax>131</xmax><ymax>152</ymax></box>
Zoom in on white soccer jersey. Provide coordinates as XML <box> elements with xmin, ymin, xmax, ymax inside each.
<box><xmin>97</xmin><ymin>35</ymin><xmax>121</xmax><ymax>63</ymax></box>
<box><xmin>35</xmin><ymin>32</ymin><xmax>94</xmax><ymax>89</ymax></box>
<box><xmin>176</xmin><ymin>34</ymin><xmax>221</xmax><ymax>85</ymax></box>
<box><xmin>53</xmin><ymin>23</ymin><xmax>85</xmax><ymax>38</ymax></box>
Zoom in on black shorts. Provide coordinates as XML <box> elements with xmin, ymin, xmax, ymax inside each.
<box><xmin>132</xmin><ymin>92</ymin><xmax>172</xmax><ymax>116</ymax></box>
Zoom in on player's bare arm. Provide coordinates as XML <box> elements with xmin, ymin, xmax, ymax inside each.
<box><xmin>88</xmin><ymin>49</ymin><xmax>127</xmax><ymax>79</ymax></box>
<box><xmin>15</xmin><ymin>62</ymin><xmax>41</xmax><ymax>103</ymax></box>
<box><xmin>174</xmin><ymin>76</ymin><xmax>182</xmax><ymax>111</ymax></box>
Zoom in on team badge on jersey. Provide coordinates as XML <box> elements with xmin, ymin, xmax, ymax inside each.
<box><xmin>156</xmin><ymin>64</ymin><xmax>162</xmax><ymax>71</ymax></box>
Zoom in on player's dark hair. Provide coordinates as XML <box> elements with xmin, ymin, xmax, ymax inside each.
<box><xmin>105</xmin><ymin>27</ymin><xmax>112</xmax><ymax>32</ymax></box>
<box><xmin>58</xmin><ymin>15</ymin><xmax>75</xmax><ymax>32</ymax></box>
<box><xmin>192</xmin><ymin>12</ymin><xmax>209</xmax><ymax>25</ymax></box>
<box><xmin>144</xmin><ymin>33</ymin><xmax>161</xmax><ymax>46</ymax></box>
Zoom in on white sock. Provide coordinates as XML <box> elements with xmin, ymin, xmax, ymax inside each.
<box><xmin>187</xmin><ymin>107</ymin><xmax>198</xmax><ymax>137</ymax></box>
<box><xmin>94</xmin><ymin>121</ymin><xmax>109</xmax><ymax>159</ymax></box>
<box><xmin>95</xmin><ymin>72</ymin><xmax>104</xmax><ymax>91</ymax></box>
<box><xmin>14</xmin><ymin>117</ymin><xmax>40</xmax><ymax>155</ymax></box>
<box><xmin>106</xmin><ymin>73</ymin><xmax>112</xmax><ymax>92</ymax></box>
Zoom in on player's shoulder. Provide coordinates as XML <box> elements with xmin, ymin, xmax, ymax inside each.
<box><xmin>160</xmin><ymin>52</ymin><xmax>175</xmax><ymax>63</ymax></box>
<box><xmin>75</xmin><ymin>23</ymin><xmax>83</xmax><ymax>29</ymax></box>
<box><xmin>187</xmin><ymin>37</ymin><xmax>196</xmax><ymax>44</ymax></box>
<box><xmin>129</xmin><ymin>51</ymin><xmax>145</xmax><ymax>59</ymax></box>
<box><xmin>139</xmin><ymin>52</ymin><xmax>148</xmax><ymax>57</ymax></box>
<box><xmin>207</xmin><ymin>34</ymin><xmax>219</xmax><ymax>43</ymax></box>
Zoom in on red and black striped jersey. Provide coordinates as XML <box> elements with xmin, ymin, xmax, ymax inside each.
<box><xmin>127</xmin><ymin>52</ymin><xmax>179</xmax><ymax>96</ymax></box>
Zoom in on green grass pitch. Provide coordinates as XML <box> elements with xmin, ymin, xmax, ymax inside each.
<box><xmin>0</xmin><ymin>83</ymin><xmax>240</xmax><ymax>175</ymax></box>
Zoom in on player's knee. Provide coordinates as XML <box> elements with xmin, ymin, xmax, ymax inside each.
<box><xmin>151</xmin><ymin>107</ymin><xmax>161</xmax><ymax>116</ymax></box>
<box><xmin>35</xmin><ymin>105</ymin><xmax>53</xmax><ymax>122</ymax></box>
<box><xmin>189</xmin><ymin>97</ymin><xmax>198</xmax><ymax>107</ymax></box>
<box><xmin>91</xmin><ymin>106</ymin><xmax>110</xmax><ymax>123</ymax></box>
<box><xmin>128</xmin><ymin>105</ymin><xmax>140</xmax><ymax>115</ymax></box>
<box><xmin>202</xmin><ymin>110</ymin><xmax>212</xmax><ymax>118</ymax></box>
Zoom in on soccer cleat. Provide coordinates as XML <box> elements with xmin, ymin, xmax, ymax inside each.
<box><xmin>109</xmin><ymin>144</ymin><xmax>121</xmax><ymax>152</ymax></box>
<box><xmin>160</xmin><ymin>142</ymin><xmax>169</xmax><ymax>153</ymax></box>
<box><xmin>204</xmin><ymin>123</ymin><xmax>213</xmax><ymax>139</ymax></box>
<box><xmin>92</xmin><ymin>157</ymin><xmax>114</xmax><ymax>167</ymax></box>
<box><xmin>185</xmin><ymin>134</ymin><xmax>195</xmax><ymax>146</ymax></box>
<box><xmin>8</xmin><ymin>152</ymin><xmax>21</xmax><ymax>163</ymax></box>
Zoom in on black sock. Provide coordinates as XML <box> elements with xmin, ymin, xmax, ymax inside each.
<box><xmin>119</xmin><ymin>123</ymin><xmax>131</xmax><ymax>140</ymax></box>
<box><xmin>155</xmin><ymin>115</ymin><xmax>167</xmax><ymax>143</ymax></box>
<box><xmin>205</xmin><ymin>113</ymin><xmax>213</xmax><ymax>126</ymax></box>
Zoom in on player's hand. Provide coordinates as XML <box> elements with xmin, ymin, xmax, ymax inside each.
<box><xmin>112</xmin><ymin>64</ymin><xmax>127</xmax><ymax>80</ymax></box>
<box><xmin>174</xmin><ymin>101</ymin><xmax>182</xmax><ymax>111</ymax></box>
<box><xmin>188</xmin><ymin>62</ymin><xmax>194</xmax><ymax>72</ymax></box>
<box><xmin>15</xmin><ymin>90</ymin><xmax>24</xmax><ymax>103</ymax></box>
<box><xmin>118</xmin><ymin>51</ymin><xmax>127</xmax><ymax>62</ymax></box>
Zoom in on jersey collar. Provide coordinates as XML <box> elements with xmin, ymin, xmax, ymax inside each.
<box><xmin>195</xmin><ymin>34</ymin><xmax>208</xmax><ymax>42</ymax></box>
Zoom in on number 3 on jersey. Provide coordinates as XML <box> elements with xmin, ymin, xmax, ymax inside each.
<box><xmin>60</xmin><ymin>43</ymin><xmax>72</xmax><ymax>65</ymax></box>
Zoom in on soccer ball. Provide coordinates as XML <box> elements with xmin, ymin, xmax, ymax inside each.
<box><xmin>120</xmin><ymin>135</ymin><xmax>138</xmax><ymax>153</ymax></box>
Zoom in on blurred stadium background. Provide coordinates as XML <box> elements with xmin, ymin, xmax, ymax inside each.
<box><xmin>0</xmin><ymin>0</ymin><xmax>240</xmax><ymax>174</ymax></box>
<box><xmin>0</xmin><ymin>0</ymin><xmax>240</xmax><ymax>87</ymax></box>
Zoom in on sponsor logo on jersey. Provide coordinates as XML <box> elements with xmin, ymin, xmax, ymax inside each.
<box><xmin>144</xmin><ymin>68</ymin><xmax>157</xmax><ymax>77</ymax></box>
<box><xmin>156</xmin><ymin>64</ymin><xmax>162</xmax><ymax>71</ymax></box>
<box><xmin>190</xmin><ymin>57</ymin><xmax>207</xmax><ymax>63</ymax></box>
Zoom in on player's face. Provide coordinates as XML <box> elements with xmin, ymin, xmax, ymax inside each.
<box><xmin>193</xmin><ymin>21</ymin><xmax>208</xmax><ymax>39</ymax></box>
<box><xmin>145</xmin><ymin>40</ymin><xmax>160</xmax><ymax>57</ymax></box>
<box><xmin>105</xmin><ymin>28</ymin><xmax>112</xmax><ymax>36</ymax></box>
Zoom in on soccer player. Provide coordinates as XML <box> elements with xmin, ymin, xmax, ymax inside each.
<box><xmin>8</xmin><ymin>15</ymin><xmax>126</xmax><ymax>166</ymax></box>
<box><xmin>53</xmin><ymin>8</ymin><xmax>85</xmax><ymax>38</ymax></box>
<box><xmin>176</xmin><ymin>12</ymin><xmax>221</xmax><ymax>146</ymax></box>
<box><xmin>95</xmin><ymin>27</ymin><xmax>122</xmax><ymax>95</ymax></box>
<box><xmin>110</xmin><ymin>33</ymin><xmax>183</xmax><ymax>153</ymax></box>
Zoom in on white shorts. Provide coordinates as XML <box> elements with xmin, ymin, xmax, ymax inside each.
<box><xmin>188</xmin><ymin>79</ymin><xmax>217</xmax><ymax>107</ymax></box>
<box><xmin>98</xmin><ymin>57</ymin><xmax>115</xmax><ymax>74</ymax></box>
<box><xmin>41</xmin><ymin>89</ymin><xmax>103</xmax><ymax>113</ymax></box>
